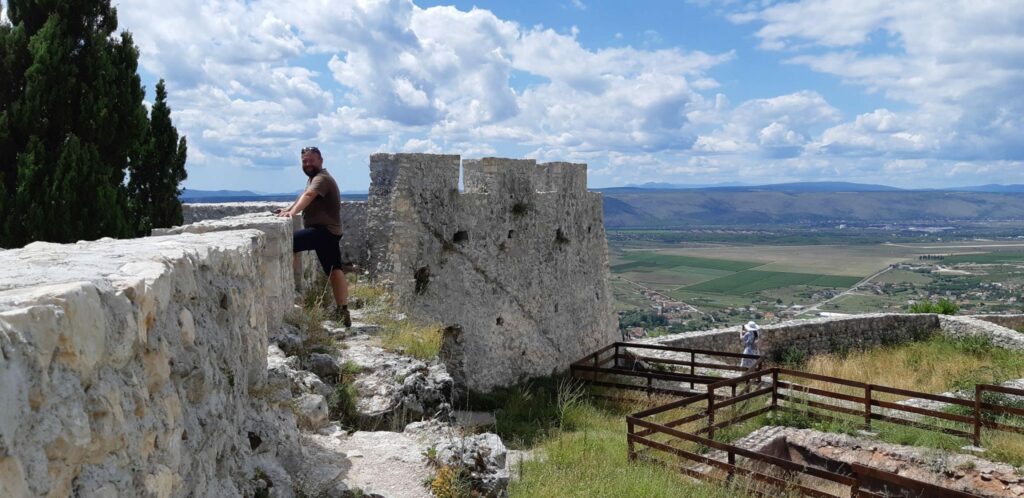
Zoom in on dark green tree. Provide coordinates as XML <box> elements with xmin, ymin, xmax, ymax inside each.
<box><xmin>130</xmin><ymin>79</ymin><xmax>187</xmax><ymax>233</ymax></box>
<box><xmin>0</xmin><ymin>0</ymin><xmax>183</xmax><ymax>247</ymax></box>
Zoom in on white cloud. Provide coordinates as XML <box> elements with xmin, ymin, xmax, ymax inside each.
<box><xmin>105</xmin><ymin>0</ymin><xmax>1024</xmax><ymax>190</ymax></box>
<box><xmin>692</xmin><ymin>91</ymin><xmax>840</xmax><ymax>157</ymax></box>
<box><xmin>729</xmin><ymin>0</ymin><xmax>1024</xmax><ymax>161</ymax></box>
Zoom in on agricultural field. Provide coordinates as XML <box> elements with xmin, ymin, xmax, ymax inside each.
<box><xmin>609</xmin><ymin>234</ymin><xmax>1024</xmax><ymax>333</ymax></box>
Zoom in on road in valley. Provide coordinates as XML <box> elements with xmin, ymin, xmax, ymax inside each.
<box><xmin>795</xmin><ymin>266</ymin><xmax>893</xmax><ymax>317</ymax></box>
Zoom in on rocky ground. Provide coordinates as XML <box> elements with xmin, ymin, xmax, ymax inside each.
<box><xmin>261</xmin><ymin>308</ymin><xmax>511</xmax><ymax>498</ymax></box>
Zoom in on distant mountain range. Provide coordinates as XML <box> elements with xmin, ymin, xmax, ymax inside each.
<box><xmin>183</xmin><ymin>182</ymin><xmax>1024</xmax><ymax>200</ymax></box>
<box><xmin>181</xmin><ymin>183</ymin><xmax>1024</xmax><ymax>226</ymax></box>
<box><xmin>181</xmin><ymin>188</ymin><xmax>367</xmax><ymax>202</ymax></box>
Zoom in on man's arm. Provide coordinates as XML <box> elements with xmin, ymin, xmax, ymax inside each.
<box><xmin>277</xmin><ymin>189</ymin><xmax>319</xmax><ymax>217</ymax></box>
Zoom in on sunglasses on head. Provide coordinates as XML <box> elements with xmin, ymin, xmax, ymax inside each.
<box><xmin>301</xmin><ymin>146</ymin><xmax>320</xmax><ymax>154</ymax></box>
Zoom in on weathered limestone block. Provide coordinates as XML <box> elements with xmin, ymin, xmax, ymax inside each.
<box><xmin>938</xmin><ymin>315</ymin><xmax>1024</xmax><ymax>350</ymax></box>
<box><xmin>153</xmin><ymin>213</ymin><xmax>296</xmax><ymax>322</ymax></box>
<box><xmin>182</xmin><ymin>201</ymin><xmax>370</xmax><ymax>270</ymax></box>
<box><xmin>182</xmin><ymin>202</ymin><xmax>288</xmax><ymax>224</ymax></box>
<box><xmin>0</xmin><ymin>219</ymin><xmax>300</xmax><ymax>497</ymax></box>
<box><xmin>971</xmin><ymin>314</ymin><xmax>1024</xmax><ymax>331</ymax></box>
<box><xmin>367</xmin><ymin>153</ymin><xmax>618</xmax><ymax>391</ymax></box>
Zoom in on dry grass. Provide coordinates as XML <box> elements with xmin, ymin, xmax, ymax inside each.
<box><xmin>345</xmin><ymin>278</ymin><xmax>444</xmax><ymax>361</ymax></box>
<box><xmin>379</xmin><ymin>319</ymin><xmax>444</xmax><ymax>361</ymax></box>
<box><xmin>794</xmin><ymin>335</ymin><xmax>1024</xmax><ymax>400</ymax></box>
<box><xmin>984</xmin><ymin>432</ymin><xmax>1024</xmax><ymax>467</ymax></box>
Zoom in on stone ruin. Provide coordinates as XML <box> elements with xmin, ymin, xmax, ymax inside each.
<box><xmin>185</xmin><ymin>153</ymin><xmax>620</xmax><ymax>392</ymax></box>
<box><xmin>0</xmin><ymin>153</ymin><xmax>617</xmax><ymax>496</ymax></box>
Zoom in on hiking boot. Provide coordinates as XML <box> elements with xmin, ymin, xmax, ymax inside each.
<box><xmin>334</xmin><ymin>305</ymin><xmax>352</xmax><ymax>328</ymax></box>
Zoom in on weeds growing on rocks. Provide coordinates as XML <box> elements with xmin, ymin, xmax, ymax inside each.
<box><xmin>327</xmin><ymin>361</ymin><xmax>362</xmax><ymax>424</ymax></box>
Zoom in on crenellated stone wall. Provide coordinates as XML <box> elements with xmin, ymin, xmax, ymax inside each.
<box><xmin>366</xmin><ymin>154</ymin><xmax>618</xmax><ymax>391</ymax></box>
<box><xmin>0</xmin><ymin>216</ymin><xmax>302</xmax><ymax>498</ymax></box>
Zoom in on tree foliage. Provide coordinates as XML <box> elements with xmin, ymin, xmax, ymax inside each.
<box><xmin>618</xmin><ymin>309</ymin><xmax>668</xmax><ymax>330</ymax></box>
<box><xmin>0</xmin><ymin>0</ymin><xmax>186</xmax><ymax>247</ymax></box>
<box><xmin>129</xmin><ymin>80</ymin><xmax>187</xmax><ymax>233</ymax></box>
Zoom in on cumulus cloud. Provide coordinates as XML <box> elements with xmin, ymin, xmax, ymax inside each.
<box><xmin>114</xmin><ymin>0</ymin><xmax>738</xmax><ymax>189</ymax></box>
<box><xmin>692</xmin><ymin>91</ymin><xmax>841</xmax><ymax>157</ymax></box>
<box><xmin>106</xmin><ymin>0</ymin><xmax>1024</xmax><ymax>190</ymax></box>
<box><xmin>729</xmin><ymin>0</ymin><xmax>1024</xmax><ymax>161</ymax></box>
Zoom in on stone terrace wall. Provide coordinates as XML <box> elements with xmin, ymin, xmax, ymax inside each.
<box><xmin>0</xmin><ymin>216</ymin><xmax>301</xmax><ymax>497</ymax></box>
<box><xmin>367</xmin><ymin>154</ymin><xmax>619</xmax><ymax>391</ymax></box>
<box><xmin>641</xmin><ymin>313</ymin><xmax>1024</xmax><ymax>363</ymax></box>
<box><xmin>183</xmin><ymin>201</ymin><xmax>370</xmax><ymax>268</ymax></box>
<box><xmin>972</xmin><ymin>314</ymin><xmax>1024</xmax><ymax>331</ymax></box>
<box><xmin>640</xmin><ymin>313</ymin><xmax>940</xmax><ymax>361</ymax></box>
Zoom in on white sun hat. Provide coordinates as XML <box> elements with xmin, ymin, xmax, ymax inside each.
<box><xmin>744</xmin><ymin>321</ymin><xmax>760</xmax><ymax>331</ymax></box>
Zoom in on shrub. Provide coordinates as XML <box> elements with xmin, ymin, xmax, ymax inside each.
<box><xmin>327</xmin><ymin>361</ymin><xmax>363</xmax><ymax>423</ymax></box>
<box><xmin>908</xmin><ymin>298</ymin><xmax>959</xmax><ymax>315</ymax></box>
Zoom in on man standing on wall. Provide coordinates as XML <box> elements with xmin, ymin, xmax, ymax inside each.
<box><xmin>277</xmin><ymin>146</ymin><xmax>351</xmax><ymax>327</ymax></box>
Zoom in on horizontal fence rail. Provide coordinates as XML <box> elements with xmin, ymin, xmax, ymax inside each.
<box><xmin>575</xmin><ymin>343</ymin><xmax>1024</xmax><ymax>497</ymax></box>
<box><xmin>569</xmin><ymin>341</ymin><xmax>762</xmax><ymax>402</ymax></box>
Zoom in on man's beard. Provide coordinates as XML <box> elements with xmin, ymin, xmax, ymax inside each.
<box><xmin>303</xmin><ymin>166</ymin><xmax>319</xmax><ymax>178</ymax></box>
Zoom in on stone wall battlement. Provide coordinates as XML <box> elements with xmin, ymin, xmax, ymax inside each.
<box><xmin>367</xmin><ymin>153</ymin><xmax>588</xmax><ymax>198</ymax></box>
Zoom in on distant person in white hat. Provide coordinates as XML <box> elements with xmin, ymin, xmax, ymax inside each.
<box><xmin>740</xmin><ymin>321</ymin><xmax>760</xmax><ymax>368</ymax></box>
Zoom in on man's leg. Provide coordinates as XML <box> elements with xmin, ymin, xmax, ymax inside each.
<box><xmin>329</xmin><ymin>268</ymin><xmax>348</xmax><ymax>307</ymax></box>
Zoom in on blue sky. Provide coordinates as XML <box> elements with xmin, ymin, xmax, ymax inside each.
<box><xmin>96</xmin><ymin>0</ymin><xmax>1024</xmax><ymax>192</ymax></box>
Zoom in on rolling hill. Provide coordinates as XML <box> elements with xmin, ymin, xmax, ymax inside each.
<box><xmin>600</xmin><ymin>190</ymin><xmax>1024</xmax><ymax>228</ymax></box>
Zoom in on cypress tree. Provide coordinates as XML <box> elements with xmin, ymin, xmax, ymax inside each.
<box><xmin>130</xmin><ymin>79</ymin><xmax>187</xmax><ymax>233</ymax></box>
<box><xmin>0</xmin><ymin>0</ymin><xmax>180</xmax><ymax>247</ymax></box>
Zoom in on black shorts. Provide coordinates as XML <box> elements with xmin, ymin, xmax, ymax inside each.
<box><xmin>293</xmin><ymin>227</ymin><xmax>343</xmax><ymax>275</ymax></box>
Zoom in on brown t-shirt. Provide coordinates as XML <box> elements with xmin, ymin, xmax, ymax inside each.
<box><xmin>302</xmin><ymin>169</ymin><xmax>342</xmax><ymax>235</ymax></box>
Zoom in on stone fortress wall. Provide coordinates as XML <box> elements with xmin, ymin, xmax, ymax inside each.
<box><xmin>0</xmin><ymin>216</ymin><xmax>303</xmax><ymax>497</ymax></box>
<box><xmin>366</xmin><ymin>154</ymin><xmax>618</xmax><ymax>391</ymax></box>
<box><xmin>185</xmin><ymin>153</ymin><xmax>620</xmax><ymax>391</ymax></box>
